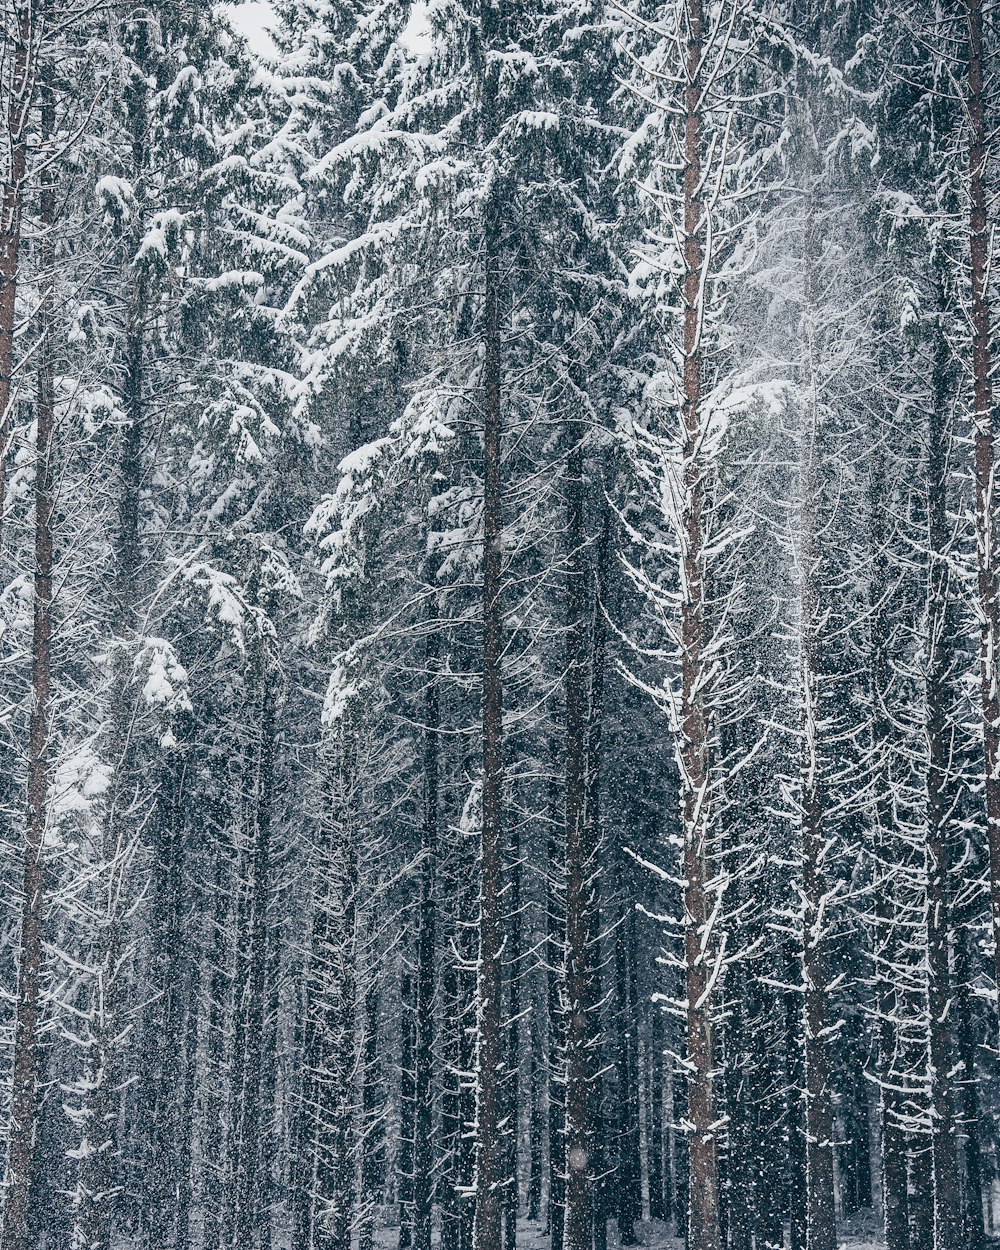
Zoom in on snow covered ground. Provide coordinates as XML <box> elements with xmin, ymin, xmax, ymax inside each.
<box><xmin>367</xmin><ymin>1216</ymin><xmax>898</xmax><ymax>1249</ymax></box>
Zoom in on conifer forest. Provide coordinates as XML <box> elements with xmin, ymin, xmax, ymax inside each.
<box><xmin>12</xmin><ymin>0</ymin><xmax>1000</xmax><ymax>1249</ymax></box>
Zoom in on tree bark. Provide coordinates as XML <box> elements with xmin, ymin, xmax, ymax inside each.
<box><xmin>797</xmin><ymin>171</ymin><xmax>838</xmax><ymax>1250</ymax></box>
<box><xmin>923</xmin><ymin>320</ymin><xmax>964</xmax><ymax>1250</ymax></box>
<box><xmin>564</xmin><ymin>427</ymin><xmax>596</xmax><ymax>1250</ymax></box>
<box><xmin>472</xmin><ymin>145</ymin><xmax>506</xmax><ymax>1250</ymax></box>
<box><xmin>964</xmin><ymin>0</ymin><xmax>1000</xmax><ymax>1004</ymax></box>
<box><xmin>678</xmin><ymin>3</ymin><xmax>722</xmax><ymax>1247</ymax></box>
<box><xmin>231</xmin><ymin>640</ymin><xmax>277</xmax><ymax>1250</ymax></box>
<box><xmin>503</xmin><ymin>779</ymin><xmax>523</xmax><ymax>1250</ymax></box>
<box><xmin>547</xmin><ymin>741</ymin><xmax>567</xmax><ymax>1250</ymax></box>
<box><xmin>2</xmin><ymin>76</ymin><xmax>54</xmax><ymax>1250</ymax></box>
<box><xmin>413</xmin><ymin>617</ymin><xmax>439</xmax><ymax>1250</ymax></box>
<box><xmin>0</xmin><ymin>0</ymin><xmax>36</xmax><ymax>553</ymax></box>
<box><xmin>866</xmin><ymin>413</ymin><xmax>909</xmax><ymax>1250</ymax></box>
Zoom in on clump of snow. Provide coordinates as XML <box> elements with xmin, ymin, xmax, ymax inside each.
<box><xmin>399</xmin><ymin>1</ymin><xmax>433</xmax><ymax>60</ymax></box>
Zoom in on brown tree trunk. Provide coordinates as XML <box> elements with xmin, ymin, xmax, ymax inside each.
<box><xmin>964</xmin><ymin>0</ymin><xmax>1000</xmax><ymax>1001</ymax></box>
<box><xmin>2</xmin><ymin>81</ymin><xmax>54</xmax><ymax>1250</ymax></box>
<box><xmin>679</xmin><ymin>3</ymin><xmax>721</xmax><ymax>1247</ymax></box>
<box><xmin>0</xmin><ymin>0</ymin><xmax>36</xmax><ymax>551</ymax></box>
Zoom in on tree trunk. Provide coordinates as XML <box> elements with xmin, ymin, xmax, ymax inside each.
<box><xmin>413</xmin><ymin>618</ymin><xmax>439</xmax><ymax>1250</ymax></box>
<box><xmin>679</xmin><ymin>3</ymin><xmax>721</xmax><ymax>1247</ymax></box>
<box><xmin>798</xmin><ymin>176</ymin><xmax>837</xmax><ymax>1250</ymax></box>
<box><xmin>526</xmin><ymin>998</ymin><xmax>543</xmax><ymax>1224</ymax></box>
<box><xmin>358</xmin><ymin>978</ymin><xmax>384</xmax><ymax>1250</ymax></box>
<box><xmin>547</xmin><ymin>745</ymin><xmax>567</xmax><ymax>1250</ymax></box>
<box><xmin>73</xmin><ymin>234</ymin><xmax>149</xmax><ymax>1250</ymax></box>
<box><xmin>231</xmin><ymin>643</ymin><xmax>277</xmax><ymax>1250</ymax></box>
<box><xmin>955</xmin><ymin>918</ymin><xmax>985</xmax><ymax>1250</ymax></box>
<box><xmin>923</xmin><ymin>321</ymin><xmax>964</xmax><ymax>1250</ymax></box>
<box><xmin>2</xmin><ymin>79</ymin><xmax>54</xmax><ymax>1250</ymax></box>
<box><xmin>964</xmin><ymin>0</ymin><xmax>1000</xmax><ymax>1003</ymax></box>
<box><xmin>647</xmin><ymin>1005</ymin><xmax>666</xmax><ymax>1225</ymax></box>
<box><xmin>866</xmin><ymin>417</ymin><xmax>909</xmax><ymax>1250</ymax></box>
<box><xmin>472</xmin><ymin>158</ymin><xmax>506</xmax><ymax>1250</ymax></box>
<box><xmin>0</xmin><ymin>0</ymin><xmax>36</xmax><ymax>552</ymax></box>
<box><xmin>785</xmin><ymin>944</ymin><xmax>807</xmax><ymax>1250</ymax></box>
<box><xmin>564</xmin><ymin>428</ymin><xmax>596</xmax><ymax>1250</ymax></box>
<box><xmin>399</xmin><ymin>965</ymin><xmax>416</xmax><ymax>1250</ymax></box>
<box><xmin>503</xmin><ymin>779</ymin><xmax>523</xmax><ymax>1250</ymax></box>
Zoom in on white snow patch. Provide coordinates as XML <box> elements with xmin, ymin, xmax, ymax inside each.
<box><xmin>399</xmin><ymin>1</ymin><xmax>433</xmax><ymax>59</ymax></box>
<box><xmin>219</xmin><ymin>1</ymin><xmax>277</xmax><ymax>63</ymax></box>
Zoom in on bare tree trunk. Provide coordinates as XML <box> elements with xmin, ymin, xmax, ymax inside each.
<box><xmin>647</xmin><ymin>1005</ymin><xmax>666</xmax><ymax>1225</ymax></box>
<box><xmin>865</xmin><ymin>416</ymin><xmax>909</xmax><ymax>1250</ymax></box>
<box><xmin>784</xmin><ymin>943</ymin><xmax>807</xmax><ymax>1250</ymax></box>
<box><xmin>526</xmin><ymin>993</ymin><xmax>543</xmax><ymax>1225</ymax></box>
<box><xmin>358</xmin><ymin>977</ymin><xmax>384</xmax><ymax>1250</ymax></box>
<box><xmin>564</xmin><ymin>428</ymin><xmax>596</xmax><ymax>1250</ymax></box>
<box><xmin>503</xmin><ymin>781</ymin><xmax>523</xmax><ymax>1250</ymax></box>
<box><xmin>73</xmin><ymin>229</ymin><xmax>149</xmax><ymax>1250</ymax></box>
<box><xmin>325</xmin><ymin>725</ymin><xmax>359</xmax><ymax>1250</ymax></box>
<box><xmin>547</xmin><ymin>745</ymin><xmax>567</xmax><ymax>1250</ymax></box>
<box><xmin>413</xmin><ymin>616</ymin><xmax>439</xmax><ymax>1250</ymax></box>
<box><xmin>964</xmin><ymin>0</ymin><xmax>1000</xmax><ymax>1001</ymax></box>
<box><xmin>399</xmin><ymin>963</ymin><xmax>415</xmax><ymax>1250</ymax></box>
<box><xmin>2</xmin><ymin>81</ymin><xmax>54</xmax><ymax>1250</ymax></box>
<box><xmin>679</xmin><ymin>3</ymin><xmax>721</xmax><ymax>1246</ymax></box>
<box><xmin>923</xmin><ymin>321</ymin><xmax>964</xmax><ymax>1250</ymax></box>
<box><xmin>0</xmin><ymin>0</ymin><xmax>37</xmax><ymax>551</ymax></box>
<box><xmin>614</xmin><ymin>905</ymin><xmax>641</xmax><ymax>1246</ymax></box>
<box><xmin>231</xmin><ymin>640</ymin><xmax>277</xmax><ymax>1250</ymax></box>
<box><xmin>472</xmin><ymin>160</ymin><xmax>506</xmax><ymax>1250</ymax></box>
<box><xmin>797</xmin><ymin>169</ymin><xmax>838</xmax><ymax>1250</ymax></box>
<box><xmin>954</xmin><ymin>921</ymin><xmax>985</xmax><ymax>1250</ymax></box>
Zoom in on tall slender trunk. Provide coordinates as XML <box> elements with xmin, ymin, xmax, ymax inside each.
<box><xmin>923</xmin><ymin>321</ymin><xmax>963</xmax><ymax>1250</ymax></box>
<box><xmin>440</xmin><ymin>739</ymin><xmax>474</xmax><ymax>1250</ymax></box>
<box><xmin>0</xmin><ymin>0</ymin><xmax>37</xmax><ymax>551</ymax></box>
<box><xmin>472</xmin><ymin>159</ymin><xmax>506</xmax><ymax>1250</ymax></box>
<box><xmin>73</xmin><ymin>247</ymin><xmax>149</xmax><ymax>1250</ymax></box>
<box><xmin>614</xmin><ymin>904</ymin><xmax>641</xmax><ymax>1246</ymax></box>
<box><xmin>142</xmin><ymin>753</ymin><xmax>190</xmax><ymax>1250</ymax></box>
<box><xmin>679</xmin><ymin>3</ymin><xmax>721</xmax><ymax>1246</ymax></box>
<box><xmin>547</xmin><ymin>743</ymin><xmax>567</xmax><ymax>1250</ymax></box>
<box><xmin>867</xmin><ymin>443</ymin><xmax>909</xmax><ymax>1250</ymax></box>
<box><xmin>399</xmin><ymin>965</ymin><xmax>415</xmax><ymax>1250</ymax></box>
<box><xmin>503</xmin><ymin>781</ymin><xmax>523</xmax><ymax>1250</ymax></box>
<box><xmin>798</xmin><ymin>178</ymin><xmax>837</xmax><ymax>1250</ymax></box>
<box><xmin>326</xmin><ymin>725</ymin><xmax>359</xmax><ymax>1250</ymax></box>
<box><xmin>2</xmin><ymin>78</ymin><xmax>54</xmax><ymax>1250</ymax></box>
<box><xmin>954</xmin><ymin>921</ymin><xmax>985</xmax><ymax>1250</ymax></box>
<box><xmin>526</xmin><ymin>987</ymin><xmax>543</xmax><ymax>1224</ymax></box>
<box><xmin>204</xmin><ymin>839</ymin><xmax>230</xmax><ymax>1250</ymax></box>
<box><xmin>413</xmin><ymin>617</ymin><xmax>439</xmax><ymax>1250</ymax></box>
<box><xmin>358</xmin><ymin>978</ymin><xmax>384</xmax><ymax>1250</ymax></box>
<box><xmin>231</xmin><ymin>645</ymin><xmax>276</xmax><ymax>1250</ymax></box>
<box><xmin>647</xmin><ymin>1005</ymin><xmax>666</xmax><ymax>1225</ymax></box>
<box><xmin>564</xmin><ymin>430</ymin><xmax>595</xmax><ymax>1250</ymax></box>
<box><xmin>964</xmin><ymin>0</ymin><xmax>1000</xmax><ymax>1001</ymax></box>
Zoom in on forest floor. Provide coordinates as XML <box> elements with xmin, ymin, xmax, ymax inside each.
<box><xmin>370</xmin><ymin>1216</ymin><xmax>899</xmax><ymax>1249</ymax></box>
